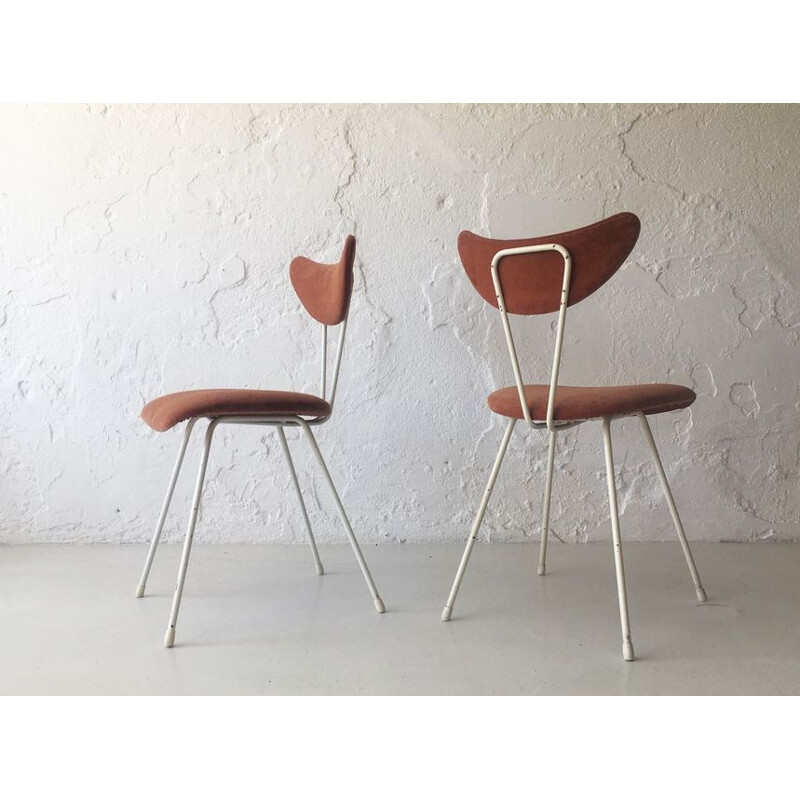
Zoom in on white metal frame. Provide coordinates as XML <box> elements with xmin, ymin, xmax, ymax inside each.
<box><xmin>137</xmin><ymin>310</ymin><xmax>385</xmax><ymax>648</ymax></box>
<box><xmin>441</xmin><ymin>242</ymin><xmax>707</xmax><ymax>661</ymax></box>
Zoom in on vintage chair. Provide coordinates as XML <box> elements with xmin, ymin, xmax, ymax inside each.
<box><xmin>136</xmin><ymin>235</ymin><xmax>385</xmax><ymax>646</ymax></box>
<box><xmin>440</xmin><ymin>213</ymin><xmax>706</xmax><ymax>661</ymax></box>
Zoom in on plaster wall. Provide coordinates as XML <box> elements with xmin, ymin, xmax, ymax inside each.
<box><xmin>1</xmin><ymin>103</ymin><xmax>798</xmax><ymax>544</ymax></box>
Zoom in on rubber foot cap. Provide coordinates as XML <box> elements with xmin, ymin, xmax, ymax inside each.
<box><xmin>441</xmin><ymin>605</ymin><xmax>453</xmax><ymax>622</ymax></box>
<box><xmin>696</xmin><ymin>587</ymin><xmax>708</xmax><ymax>603</ymax></box>
<box><xmin>374</xmin><ymin>597</ymin><xmax>386</xmax><ymax>613</ymax></box>
<box><xmin>164</xmin><ymin>628</ymin><xmax>176</xmax><ymax>648</ymax></box>
<box><xmin>316</xmin><ymin>565</ymin><xmax>325</xmax><ymax>576</ymax></box>
<box><xmin>135</xmin><ymin>585</ymin><xmax>145</xmax><ymax>598</ymax></box>
<box><xmin>623</xmin><ymin>642</ymin><xmax>635</xmax><ymax>662</ymax></box>
<box><xmin>537</xmin><ymin>565</ymin><xmax>546</xmax><ymax>576</ymax></box>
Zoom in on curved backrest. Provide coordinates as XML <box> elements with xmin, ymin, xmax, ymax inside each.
<box><xmin>290</xmin><ymin>235</ymin><xmax>355</xmax><ymax>325</ymax></box>
<box><xmin>458</xmin><ymin>212</ymin><xmax>640</xmax><ymax>315</ymax></box>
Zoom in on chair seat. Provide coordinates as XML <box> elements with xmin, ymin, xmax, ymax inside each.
<box><xmin>487</xmin><ymin>383</ymin><xmax>696</xmax><ymax>422</ymax></box>
<box><xmin>141</xmin><ymin>389</ymin><xmax>332</xmax><ymax>432</ymax></box>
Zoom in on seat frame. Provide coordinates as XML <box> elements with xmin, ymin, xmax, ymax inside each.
<box><xmin>440</xmin><ymin>239</ymin><xmax>707</xmax><ymax>661</ymax></box>
<box><xmin>136</xmin><ymin>286</ymin><xmax>385</xmax><ymax>648</ymax></box>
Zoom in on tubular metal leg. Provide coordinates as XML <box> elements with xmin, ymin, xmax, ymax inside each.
<box><xmin>537</xmin><ymin>430</ymin><xmax>557</xmax><ymax>576</ymax></box>
<box><xmin>442</xmin><ymin>418</ymin><xmax>517</xmax><ymax>621</ymax></box>
<box><xmin>136</xmin><ymin>418</ymin><xmax>197</xmax><ymax>598</ymax></box>
<box><xmin>601</xmin><ymin>417</ymin><xmax>635</xmax><ymax>662</ymax></box>
<box><xmin>637</xmin><ymin>412</ymin><xmax>707</xmax><ymax>602</ymax></box>
<box><xmin>297</xmin><ymin>420</ymin><xmax>385</xmax><ymax>613</ymax></box>
<box><xmin>164</xmin><ymin>419</ymin><xmax>219</xmax><ymax>648</ymax></box>
<box><xmin>276</xmin><ymin>425</ymin><xmax>325</xmax><ymax>576</ymax></box>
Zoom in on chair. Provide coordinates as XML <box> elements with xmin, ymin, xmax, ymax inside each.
<box><xmin>440</xmin><ymin>213</ymin><xmax>706</xmax><ymax>661</ymax></box>
<box><xmin>136</xmin><ymin>235</ymin><xmax>385</xmax><ymax>647</ymax></box>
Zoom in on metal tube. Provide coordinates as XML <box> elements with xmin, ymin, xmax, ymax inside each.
<box><xmin>328</xmin><ymin>315</ymin><xmax>348</xmax><ymax>410</ymax></box>
<box><xmin>537</xmin><ymin>429</ymin><xmax>557</xmax><ymax>576</ymax></box>
<box><xmin>296</xmin><ymin>419</ymin><xmax>385</xmax><ymax>613</ymax></box>
<box><xmin>601</xmin><ymin>417</ymin><xmax>635</xmax><ymax>662</ymax></box>
<box><xmin>276</xmin><ymin>425</ymin><xmax>324</xmax><ymax>575</ymax></box>
<box><xmin>164</xmin><ymin>418</ymin><xmax>219</xmax><ymax>648</ymax></box>
<box><xmin>489</xmin><ymin>243</ymin><xmax>572</xmax><ymax>431</ymax></box>
<box><xmin>136</xmin><ymin>417</ymin><xmax>197</xmax><ymax>598</ymax></box>
<box><xmin>441</xmin><ymin>418</ymin><xmax>517</xmax><ymax>621</ymax></box>
<box><xmin>320</xmin><ymin>324</ymin><xmax>327</xmax><ymax>400</ymax></box>
<box><xmin>637</xmin><ymin>412</ymin><xmax>707</xmax><ymax>602</ymax></box>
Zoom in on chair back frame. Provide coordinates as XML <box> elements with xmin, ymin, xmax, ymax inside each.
<box><xmin>319</xmin><ymin>315</ymin><xmax>349</xmax><ymax>412</ymax></box>
<box><xmin>490</xmin><ymin>243</ymin><xmax>575</xmax><ymax>432</ymax></box>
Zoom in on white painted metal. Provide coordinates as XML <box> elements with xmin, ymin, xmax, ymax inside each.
<box><xmin>276</xmin><ymin>425</ymin><xmax>324</xmax><ymax>576</ymax></box>
<box><xmin>490</xmin><ymin>243</ymin><xmax>572</xmax><ymax>432</ymax></box>
<box><xmin>296</xmin><ymin>418</ymin><xmax>385</xmax><ymax>613</ymax></box>
<box><xmin>601</xmin><ymin>417</ymin><xmax>634</xmax><ymax>662</ymax></box>
<box><xmin>320</xmin><ymin>324</ymin><xmax>328</xmax><ymax>400</ymax></box>
<box><xmin>441</xmin><ymin>418</ymin><xmax>517</xmax><ymax>621</ymax></box>
<box><xmin>537</xmin><ymin>429</ymin><xmax>557</xmax><ymax>576</ymax></box>
<box><xmin>164</xmin><ymin>418</ymin><xmax>219</xmax><ymax>647</ymax></box>
<box><xmin>136</xmin><ymin>417</ymin><xmax>197</xmax><ymax>598</ymax></box>
<box><xmin>327</xmin><ymin>316</ymin><xmax>348</xmax><ymax>410</ymax></box>
<box><xmin>637</xmin><ymin>412</ymin><xmax>707</xmax><ymax>602</ymax></box>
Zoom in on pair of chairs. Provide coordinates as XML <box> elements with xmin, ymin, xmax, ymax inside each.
<box><xmin>136</xmin><ymin>213</ymin><xmax>706</xmax><ymax>661</ymax></box>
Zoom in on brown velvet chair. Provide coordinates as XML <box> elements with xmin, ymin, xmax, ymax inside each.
<box><xmin>440</xmin><ymin>213</ymin><xmax>707</xmax><ymax>661</ymax></box>
<box><xmin>136</xmin><ymin>235</ymin><xmax>385</xmax><ymax>647</ymax></box>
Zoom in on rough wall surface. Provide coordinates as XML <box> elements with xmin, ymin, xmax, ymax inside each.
<box><xmin>1</xmin><ymin>103</ymin><xmax>798</xmax><ymax>545</ymax></box>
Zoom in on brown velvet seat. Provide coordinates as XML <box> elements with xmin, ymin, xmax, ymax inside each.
<box><xmin>141</xmin><ymin>389</ymin><xmax>331</xmax><ymax>433</ymax></box>
<box><xmin>488</xmin><ymin>383</ymin><xmax>696</xmax><ymax>422</ymax></box>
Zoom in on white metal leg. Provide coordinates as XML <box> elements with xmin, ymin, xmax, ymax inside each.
<box><xmin>136</xmin><ymin>418</ymin><xmax>197</xmax><ymax>598</ymax></box>
<box><xmin>297</xmin><ymin>420</ymin><xmax>385</xmax><ymax>613</ymax></box>
<box><xmin>637</xmin><ymin>412</ymin><xmax>707</xmax><ymax>602</ymax></box>
<box><xmin>601</xmin><ymin>417</ymin><xmax>635</xmax><ymax>662</ymax></box>
<box><xmin>276</xmin><ymin>425</ymin><xmax>325</xmax><ymax>576</ymax></box>
<box><xmin>164</xmin><ymin>419</ymin><xmax>219</xmax><ymax>647</ymax></box>
<box><xmin>537</xmin><ymin>430</ymin><xmax>557</xmax><ymax>576</ymax></box>
<box><xmin>442</xmin><ymin>418</ymin><xmax>517</xmax><ymax>621</ymax></box>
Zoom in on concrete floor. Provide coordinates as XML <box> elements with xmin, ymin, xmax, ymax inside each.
<box><xmin>1</xmin><ymin>542</ymin><xmax>798</xmax><ymax>695</ymax></box>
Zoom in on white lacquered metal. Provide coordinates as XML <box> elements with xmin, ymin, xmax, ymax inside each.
<box><xmin>601</xmin><ymin>417</ymin><xmax>635</xmax><ymax>662</ymax></box>
<box><xmin>136</xmin><ymin>417</ymin><xmax>197</xmax><ymax>598</ymax></box>
<box><xmin>537</xmin><ymin>429</ymin><xmax>557</xmax><ymax>576</ymax></box>
<box><xmin>320</xmin><ymin>324</ymin><xmax>328</xmax><ymax>400</ymax></box>
<box><xmin>327</xmin><ymin>315</ymin><xmax>348</xmax><ymax>410</ymax></box>
<box><xmin>637</xmin><ymin>412</ymin><xmax>707</xmax><ymax>602</ymax></box>
<box><xmin>490</xmin><ymin>243</ymin><xmax>572</xmax><ymax>432</ymax></box>
<box><xmin>441</xmin><ymin>418</ymin><xmax>517</xmax><ymax>621</ymax></box>
<box><xmin>296</xmin><ymin>418</ymin><xmax>385</xmax><ymax>613</ymax></box>
<box><xmin>164</xmin><ymin>418</ymin><xmax>219</xmax><ymax>647</ymax></box>
<box><xmin>277</xmin><ymin>425</ymin><xmax>324</xmax><ymax>576</ymax></box>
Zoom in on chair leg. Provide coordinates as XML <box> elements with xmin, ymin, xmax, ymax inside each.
<box><xmin>164</xmin><ymin>419</ymin><xmax>219</xmax><ymax>648</ymax></box>
<box><xmin>297</xmin><ymin>420</ymin><xmax>385</xmax><ymax>613</ymax></box>
<box><xmin>442</xmin><ymin>418</ymin><xmax>517</xmax><ymax>621</ymax></box>
<box><xmin>276</xmin><ymin>425</ymin><xmax>325</xmax><ymax>576</ymax></box>
<box><xmin>636</xmin><ymin>411</ymin><xmax>707</xmax><ymax>602</ymax></box>
<box><xmin>136</xmin><ymin>418</ymin><xmax>197</xmax><ymax>598</ymax></box>
<box><xmin>601</xmin><ymin>417</ymin><xmax>635</xmax><ymax>662</ymax></box>
<box><xmin>537</xmin><ymin>429</ymin><xmax>557</xmax><ymax>576</ymax></box>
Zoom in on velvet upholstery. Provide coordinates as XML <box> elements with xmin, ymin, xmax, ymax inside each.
<box><xmin>487</xmin><ymin>383</ymin><xmax>696</xmax><ymax>422</ymax></box>
<box><xmin>141</xmin><ymin>389</ymin><xmax>331</xmax><ymax>432</ymax></box>
<box><xmin>290</xmin><ymin>235</ymin><xmax>355</xmax><ymax>325</ymax></box>
<box><xmin>458</xmin><ymin>212</ymin><xmax>640</xmax><ymax>315</ymax></box>
<box><xmin>142</xmin><ymin>237</ymin><xmax>355</xmax><ymax>433</ymax></box>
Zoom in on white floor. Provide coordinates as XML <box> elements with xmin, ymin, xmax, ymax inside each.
<box><xmin>1</xmin><ymin>542</ymin><xmax>798</xmax><ymax>695</ymax></box>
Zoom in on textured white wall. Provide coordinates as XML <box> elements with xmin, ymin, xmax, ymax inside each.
<box><xmin>1</xmin><ymin>103</ymin><xmax>798</xmax><ymax>545</ymax></box>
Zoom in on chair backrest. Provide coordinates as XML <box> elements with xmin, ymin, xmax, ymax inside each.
<box><xmin>457</xmin><ymin>213</ymin><xmax>641</xmax><ymax>431</ymax></box>
<box><xmin>458</xmin><ymin>212</ymin><xmax>640</xmax><ymax>315</ymax></box>
<box><xmin>290</xmin><ymin>235</ymin><xmax>355</xmax><ymax>325</ymax></box>
<box><xmin>289</xmin><ymin>235</ymin><xmax>356</xmax><ymax>408</ymax></box>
